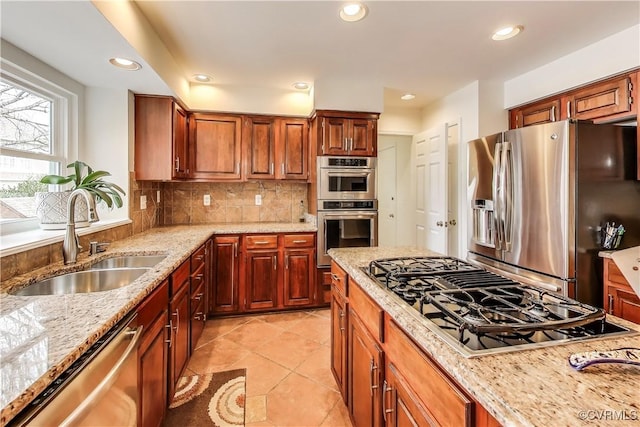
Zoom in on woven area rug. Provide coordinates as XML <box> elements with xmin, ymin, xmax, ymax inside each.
<box><xmin>163</xmin><ymin>369</ymin><xmax>246</xmax><ymax>427</ymax></box>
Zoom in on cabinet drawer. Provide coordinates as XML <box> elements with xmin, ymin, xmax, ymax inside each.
<box><xmin>331</xmin><ymin>261</ymin><xmax>348</xmax><ymax>296</ymax></box>
<box><xmin>349</xmin><ymin>279</ymin><xmax>383</xmax><ymax>343</ymax></box>
<box><xmin>191</xmin><ymin>244</ymin><xmax>206</xmax><ymax>272</ymax></box>
<box><xmin>385</xmin><ymin>316</ymin><xmax>472</xmax><ymax>427</ymax></box>
<box><xmin>245</xmin><ymin>234</ymin><xmax>278</xmax><ymax>249</ymax></box>
<box><xmin>283</xmin><ymin>233</ymin><xmax>315</xmax><ymax>248</ymax></box>
<box><xmin>137</xmin><ymin>279</ymin><xmax>169</xmax><ymax>329</ymax></box>
<box><xmin>191</xmin><ymin>280</ymin><xmax>206</xmax><ymax>315</ymax></box>
<box><xmin>190</xmin><ymin>262</ymin><xmax>206</xmax><ymax>291</ymax></box>
<box><xmin>171</xmin><ymin>259</ymin><xmax>191</xmax><ymax>296</ymax></box>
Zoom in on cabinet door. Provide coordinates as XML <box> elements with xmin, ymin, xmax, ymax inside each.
<box><xmin>173</xmin><ymin>104</ymin><xmax>189</xmax><ymax>178</ymax></box>
<box><xmin>245</xmin><ymin>116</ymin><xmax>277</xmax><ymax>180</ymax></box>
<box><xmin>384</xmin><ymin>363</ymin><xmax>436</xmax><ymax>427</ymax></box>
<box><xmin>245</xmin><ymin>250</ymin><xmax>278</xmax><ymax>310</ymax></box>
<box><xmin>189</xmin><ymin>113</ymin><xmax>242</xmax><ymax>180</ymax></box>
<box><xmin>190</xmin><ymin>282</ymin><xmax>206</xmax><ymax>352</ymax></box>
<box><xmin>210</xmin><ymin>236</ymin><xmax>240</xmax><ymax>314</ymax></box>
<box><xmin>611</xmin><ymin>287</ymin><xmax>640</xmax><ymax>324</ymax></box>
<box><xmin>350</xmin><ymin>119</ymin><xmax>376</xmax><ymax>156</ymax></box>
<box><xmin>322</xmin><ymin>117</ymin><xmax>349</xmax><ymax>155</ymax></box>
<box><xmin>169</xmin><ymin>284</ymin><xmax>190</xmax><ymax>400</ymax></box>
<box><xmin>283</xmin><ymin>248</ymin><xmax>314</xmax><ymax>306</ymax></box>
<box><xmin>139</xmin><ymin>309</ymin><xmax>169</xmax><ymax>427</ymax></box>
<box><xmin>277</xmin><ymin>118</ymin><xmax>309</xmax><ymax>180</ymax></box>
<box><xmin>331</xmin><ymin>289</ymin><xmax>348</xmax><ymax>403</ymax></box>
<box><xmin>349</xmin><ymin>309</ymin><xmax>383</xmax><ymax>427</ymax></box>
<box><xmin>512</xmin><ymin>99</ymin><xmax>561</xmax><ymax>128</ymax></box>
<box><xmin>569</xmin><ymin>75</ymin><xmax>634</xmax><ymax>121</ymax></box>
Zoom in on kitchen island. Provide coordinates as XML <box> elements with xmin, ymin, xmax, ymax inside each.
<box><xmin>0</xmin><ymin>222</ymin><xmax>316</xmax><ymax>426</ymax></box>
<box><xmin>329</xmin><ymin>246</ymin><xmax>640</xmax><ymax>427</ymax></box>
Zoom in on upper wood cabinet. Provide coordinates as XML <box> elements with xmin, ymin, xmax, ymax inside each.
<box><xmin>277</xmin><ymin>118</ymin><xmax>309</xmax><ymax>180</ymax></box>
<box><xmin>509</xmin><ymin>69</ymin><xmax>638</xmax><ymax>129</ymax></box>
<box><xmin>244</xmin><ymin>116</ymin><xmax>277</xmax><ymax>180</ymax></box>
<box><xmin>603</xmin><ymin>258</ymin><xmax>640</xmax><ymax>324</ymax></box>
<box><xmin>135</xmin><ymin>95</ymin><xmax>189</xmax><ymax>180</ymax></box>
<box><xmin>188</xmin><ymin>113</ymin><xmax>243</xmax><ymax>180</ymax></box>
<box><xmin>313</xmin><ymin>110</ymin><xmax>379</xmax><ymax>157</ymax></box>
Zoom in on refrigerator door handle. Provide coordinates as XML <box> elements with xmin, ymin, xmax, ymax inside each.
<box><xmin>502</xmin><ymin>141</ymin><xmax>513</xmax><ymax>251</ymax></box>
<box><xmin>493</xmin><ymin>142</ymin><xmax>504</xmax><ymax>250</ymax></box>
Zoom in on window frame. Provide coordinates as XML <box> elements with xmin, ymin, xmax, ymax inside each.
<box><xmin>0</xmin><ymin>57</ymin><xmax>78</xmax><ymax>236</ymax></box>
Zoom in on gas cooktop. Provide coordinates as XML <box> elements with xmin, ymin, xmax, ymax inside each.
<box><xmin>364</xmin><ymin>256</ymin><xmax>632</xmax><ymax>357</ymax></box>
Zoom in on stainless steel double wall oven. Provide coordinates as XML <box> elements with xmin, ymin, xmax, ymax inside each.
<box><xmin>317</xmin><ymin>156</ymin><xmax>378</xmax><ymax>266</ymax></box>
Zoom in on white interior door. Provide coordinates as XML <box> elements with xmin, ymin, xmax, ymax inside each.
<box><xmin>412</xmin><ymin>131</ymin><xmax>428</xmax><ymax>248</ymax></box>
<box><xmin>446</xmin><ymin>122</ymin><xmax>459</xmax><ymax>257</ymax></box>
<box><xmin>425</xmin><ymin>125</ymin><xmax>448</xmax><ymax>254</ymax></box>
<box><xmin>378</xmin><ymin>144</ymin><xmax>397</xmax><ymax>246</ymax></box>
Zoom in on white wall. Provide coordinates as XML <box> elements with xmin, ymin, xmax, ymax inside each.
<box><xmin>314</xmin><ymin>77</ymin><xmax>384</xmax><ymax>113</ymax></box>
<box><xmin>83</xmin><ymin>87</ymin><xmax>130</xmax><ymax>220</ymax></box>
<box><xmin>504</xmin><ymin>24</ymin><xmax>640</xmax><ymax>108</ymax></box>
<box><xmin>378</xmin><ymin>134</ymin><xmax>414</xmax><ymax>247</ymax></box>
<box><xmin>379</xmin><ymin>106</ymin><xmax>422</xmax><ymax>136</ymax></box>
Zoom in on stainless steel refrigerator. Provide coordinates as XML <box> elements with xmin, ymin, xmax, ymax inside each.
<box><xmin>467</xmin><ymin>119</ymin><xmax>640</xmax><ymax>307</ymax></box>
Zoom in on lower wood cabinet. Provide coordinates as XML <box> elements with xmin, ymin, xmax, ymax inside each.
<box><xmin>209</xmin><ymin>232</ymin><xmax>320</xmax><ymax>315</ymax></box>
<box><xmin>168</xmin><ymin>260</ymin><xmax>191</xmax><ymax>400</ymax></box>
<box><xmin>137</xmin><ymin>280</ymin><xmax>169</xmax><ymax>427</ymax></box>
<box><xmin>331</xmin><ymin>260</ymin><xmax>501</xmax><ymax>427</ymax></box>
<box><xmin>604</xmin><ymin>258</ymin><xmax>640</xmax><ymax>323</ymax></box>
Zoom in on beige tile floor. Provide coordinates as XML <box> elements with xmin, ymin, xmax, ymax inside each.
<box><xmin>183</xmin><ymin>308</ymin><xmax>352</xmax><ymax>426</ymax></box>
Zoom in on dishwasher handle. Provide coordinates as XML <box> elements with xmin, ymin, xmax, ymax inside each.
<box><xmin>59</xmin><ymin>325</ymin><xmax>143</xmax><ymax>427</ymax></box>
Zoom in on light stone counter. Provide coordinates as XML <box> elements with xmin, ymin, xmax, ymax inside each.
<box><xmin>0</xmin><ymin>222</ymin><xmax>316</xmax><ymax>425</ymax></box>
<box><xmin>329</xmin><ymin>246</ymin><xmax>640</xmax><ymax>427</ymax></box>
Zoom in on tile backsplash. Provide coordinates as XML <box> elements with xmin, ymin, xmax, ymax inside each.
<box><xmin>161</xmin><ymin>181</ymin><xmax>308</xmax><ymax>225</ymax></box>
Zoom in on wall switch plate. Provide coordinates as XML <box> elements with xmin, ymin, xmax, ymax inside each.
<box><xmin>140</xmin><ymin>195</ymin><xmax>147</xmax><ymax>210</ymax></box>
<box><xmin>203</xmin><ymin>194</ymin><xmax>211</xmax><ymax>206</ymax></box>
<box><xmin>157</xmin><ymin>190</ymin><xmax>161</xmax><ymax>204</ymax></box>
<box><xmin>255</xmin><ymin>194</ymin><xmax>262</xmax><ymax>206</ymax></box>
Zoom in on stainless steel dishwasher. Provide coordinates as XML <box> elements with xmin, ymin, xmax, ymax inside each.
<box><xmin>10</xmin><ymin>313</ymin><xmax>142</xmax><ymax>427</ymax></box>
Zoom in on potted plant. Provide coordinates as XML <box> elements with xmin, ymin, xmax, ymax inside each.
<box><xmin>35</xmin><ymin>160</ymin><xmax>126</xmax><ymax>229</ymax></box>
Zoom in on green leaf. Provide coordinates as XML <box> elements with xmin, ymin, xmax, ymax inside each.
<box><xmin>40</xmin><ymin>175</ymin><xmax>73</xmax><ymax>185</ymax></box>
<box><xmin>81</xmin><ymin>170</ymin><xmax>111</xmax><ymax>186</ymax></box>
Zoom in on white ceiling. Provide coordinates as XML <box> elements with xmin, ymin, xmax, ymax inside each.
<box><xmin>1</xmin><ymin>1</ymin><xmax>639</xmax><ymax>110</ymax></box>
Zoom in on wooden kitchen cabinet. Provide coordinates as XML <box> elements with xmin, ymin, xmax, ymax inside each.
<box><xmin>244</xmin><ymin>116</ymin><xmax>277</xmax><ymax>180</ymax></box>
<box><xmin>510</xmin><ymin>98</ymin><xmax>561</xmax><ymax>129</ymax></box>
<box><xmin>244</xmin><ymin>234</ymin><xmax>279</xmax><ymax>311</ymax></box>
<box><xmin>188</xmin><ymin>112</ymin><xmax>243</xmax><ymax>180</ymax></box>
<box><xmin>283</xmin><ymin>234</ymin><xmax>315</xmax><ymax>306</ymax></box>
<box><xmin>210</xmin><ymin>235</ymin><xmax>241</xmax><ymax>314</ymax></box>
<box><xmin>190</xmin><ymin>244</ymin><xmax>207</xmax><ymax>352</ymax></box>
<box><xmin>383</xmin><ymin>362</ymin><xmax>435</xmax><ymax>427</ymax></box>
<box><xmin>331</xmin><ymin>285</ymin><xmax>349</xmax><ymax>403</ymax></box>
<box><xmin>604</xmin><ymin>258</ymin><xmax>640</xmax><ymax>324</ymax></box>
<box><xmin>134</xmin><ymin>95</ymin><xmax>189</xmax><ymax>180</ymax></box>
<box><xmin>168</xmin><ymin>260</ymin><xmax>191</xmax><ymax>400</ymax></box>
<box><xmin>349</xmin><ymin>308</ymin><xmax>384</xmax><ymax>427</ymax></box>
<box><xmin>313</xmin><ymin>110</ymin><xmax>379</xmax><ymax>157</ymax></box>
<box><xmin>137</xmin><ymin>279</ymin><xmax>169</xmax><ymax>427</ymax></box>
<box><xmin>276</xmin><ymin>117</ymin><xmax>309</xmax><ymax>180</ymax></box>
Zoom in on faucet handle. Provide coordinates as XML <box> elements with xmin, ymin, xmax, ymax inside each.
<box><xmin>90</xmin><ymin>241</ymin><xmax>110</xmax><ymax>256</ymax></box>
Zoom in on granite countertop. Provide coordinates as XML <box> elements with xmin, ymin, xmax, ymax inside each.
<box><xmin>329</xmin><ymin>246</ymin><xmax>640</xmax><ymax>427</ymax></box>
<box><xmin>0</xmin><ymin>222</ymin><xmax>316</xmax><ymax>425</ymax></box>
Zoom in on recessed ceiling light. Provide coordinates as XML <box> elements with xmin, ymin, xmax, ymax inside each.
<box><xmin>340</xmin><ymin>3</ymin><xmax>368</xmax><ymax>22</ymax></box>
<box><xmin>293</xmin><ymin>82</ymin><xmax>310</xmax><ymax>90</ymax></box>
<box><xmin>400</xmin><ymin>93</ymin><xmax>416</xmax><ymax>101</ymax></box>
<box><xmin>193</xmin><ymin>74</ymin><xmax>212</xmax><ymax>83</ymax></box>
<box><xmin>492</xmin><ymin>25</ymin><xmax>523</xmax><ymax>41</ymax></box>
<box><xmin>109</xmin><ymin>57</ymin><xmax>141</xmax><ymax>70</ymax></box>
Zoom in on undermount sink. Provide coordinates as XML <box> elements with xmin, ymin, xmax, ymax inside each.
<box><xmin>11</xmin><ymin>268</ymin><xmax>149</xmax><ymax>296</ymax></box>
<box><xmin>90</xmin><ymin>255</ymin><xmax>167</xmax><ymax>270</ymax></box>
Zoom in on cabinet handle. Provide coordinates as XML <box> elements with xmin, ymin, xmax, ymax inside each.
<box><xmin>350</xmin><ymin>137</ymin><xmax>354</xmax><ymax>151</ymax></box>
<box><xmin>285</xmin><ymin>255</ymin><xmax>289</xmax><ymax>269</ymax></box>
<box><xmin>273</xmin><ymin>255</ymin><xmax>277</xmax><ymax>270</ymax></box>
<box><xmin>331</xmin><ymin>273</ymin><xmax>340</xmax><ymax>282</ymax></box>
<box><xmin>383</xmin><ymin>380</ymin><xmax>394</xmax><ymax>418</ymax></box>
<box><xmin>292</xmin><ymin>239</ymin><xmax>308</xmax><ymax>244</ymax></box>
<box><xmin>339</xmin><ymin>309</ymin><xmax>345</xmax><ymax>332</ymax></box>
<box><xmin>608</xmin><ymin>294</ymin><xmax>614</xmax><ymax>314</ymax></box>
<box><xmin>550</xmin><ymin>105</ymin><xmax>556</xmax><ymax>122</ymax></box>
<box><xmin>233</xmin><ymin>242</ymin><xmax>238</xmax><ymax>258</ymax></box>
<box><xmin>567</xmin><ymin>100</ymin><xmax>571</xmax><ymax>119</ymax></box>
<box><xmin>195</xmin><ymin>255</ymin><xmax>204</xmax><ymax>261</ymax></box>
<box><xmin>165</xmin><ymin>322</ymin><xmax>172</xmax><ymax>348</ymax></box>
<box><xmin>193</xmin><ymin>292</ymin><xmax>203</xmax><ymax>301</ymax></box>
<box><xmin>173</xmin><ymin>309</ymin><xmax>179</xmax><ymax>336</ymax></box>
<box><xmin>236</xmin><ymin>162</ymin><xmax>240</xmax><ymax>174</ymax></box>
<box><xmin>175</xmin><ymin>157</ymin><xmax>180</xmax><ymax>172</ymax></box>
<box><xmin>194</xmin><ymin>312</ymin><xmax>204</xmax><ymax>321</ymax></box>
<box><xmin>194</xmin><ymin>273</ymin><xmax>204</xmax><ymax>283</ymax></box>
<box><xmin>369</xmin><ymin>359</ymin><xmax>379</xmax><ymax>396</ymax></box>
<box><xmin>254</xmin><ymin>241</ymin><xmax>270</xmax><ymax>245</ymax></box>
<box><xmin>270</xmin><ymin>162</ymin><xmax>274</xmax><ymax>175</ymax></box>
<box><xmin>281</xmin><ymin>163</ymin><xmax>285</xmax><ymax>175</ymax></box>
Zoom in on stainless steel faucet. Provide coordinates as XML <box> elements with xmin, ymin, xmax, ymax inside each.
<box><xmin>63</xmin><ymin>189</ymin><xmax>99</xmax><ymax>265</ymax></box>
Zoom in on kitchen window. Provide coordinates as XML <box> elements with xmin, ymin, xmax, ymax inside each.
<box><xmin>0</xmin><ymin>70</ymin><xmax>71</xmax><ymax>235</ymax></box>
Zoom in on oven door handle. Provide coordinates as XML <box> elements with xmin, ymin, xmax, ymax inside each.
<box><xmin>326</xmin><ymin>171</ymin><xmax>371</xmax><ymax>177</ymax></box>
